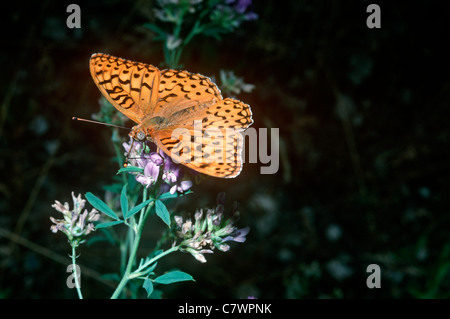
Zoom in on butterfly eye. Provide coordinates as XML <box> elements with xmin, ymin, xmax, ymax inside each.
<box><xmin>136</xmin><ymin>131</ymin><xmax>146</xmax><ymax>141</ymax></box>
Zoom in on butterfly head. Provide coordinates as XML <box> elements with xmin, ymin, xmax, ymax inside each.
<box><xmin>135</xmin><ymin>131</ymin><xmax>146</xmax><ymax>141</ymax></box>
<box><xmin>129</xmin><ymin>125</ymin><xmax>154</xmax><ymax>143</ymax></box>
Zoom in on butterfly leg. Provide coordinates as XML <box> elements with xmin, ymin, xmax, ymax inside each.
<box><xmin>124</xmin><ymin>139</ymin><xmax>136</xmax><ymax>167</ymax></box>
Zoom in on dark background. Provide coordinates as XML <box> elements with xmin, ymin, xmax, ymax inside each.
<box><xmin>1</xmin><ymin>0</ymin><xmax>449</xmax><ymax>298</ymax></box>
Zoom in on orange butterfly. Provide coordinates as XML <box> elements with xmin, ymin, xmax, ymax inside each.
<box><xmin>89</xmin><ymin>53</ymin><xmax>253</xmax><ymax>178</ymax></box>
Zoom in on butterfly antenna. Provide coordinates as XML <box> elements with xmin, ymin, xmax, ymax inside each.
<box><xmin>73</xmin><ymin>117</ymin><xmax>134</xmax><ymax>167</ymax></box>
<box><xmin>72</xmin><ymin>117</ymin><xmax>129</xmax><ymax>130</ymax></box>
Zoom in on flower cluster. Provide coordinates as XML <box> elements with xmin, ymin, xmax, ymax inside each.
<box><xmin>174</xmin><ymin>193</ymin><xmax>249</xmax><ymax>263</ymax></box>
<box><xmin>149</xmin><ymin>0</ymin><xmax>258</xmax><ymax>65</ymax></box>
<box><xmin>211</xmin><ymin>0</ymin><xmax>258</xmax><ymax>31</ymax></box>
<box><xmin>123</xmin><ymin>139</ymin><xmax>193</xmax><ymax>194</ymax></box>
<box><xmin>154</xmin><ymin>0</ymin><xmax>203</xmax><ymax>22</ymax></box>
<box><xmin>153</xmin><ymin>0</ymin><xmax>258</xmax><ymax>23</ymax></box>
<box><xmin>50</xmin><ymin>192</ymin><xmax>100</xmax><ymax>246</ymax></box>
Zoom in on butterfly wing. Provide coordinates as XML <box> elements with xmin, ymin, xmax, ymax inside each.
<box><xmin>153</xmin><ymin>98</ymin><xmax>253</xmax><ymax>178</ymax></box>
<box><xmin>89</xmin><ymin>53</ymin><xmax>161</xmax><ymax>124</ymax></box>
<box><xmin>154</xmin><ymin>127</ymin><xmax>245</xmax><ymax>178</ymax></box>
<box><xmin>152</xmin><ymin>69</ymin><xmax>222</xmax><ymax>119</ymax></box>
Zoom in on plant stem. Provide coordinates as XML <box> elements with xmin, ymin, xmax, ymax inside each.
<box><xmin>129</xmin><ymin>245</ymin><xmax>179</xmax><ymax>279</ymax></box>
<box><xmin>71</xmin><ymin>244</ymin><xmax>83</xmax><ymax>299</ymax></box>
<box><xmin>111</xmin><ymin>191</ymin><xmax>154</xmax><ymax>299</ymax></box>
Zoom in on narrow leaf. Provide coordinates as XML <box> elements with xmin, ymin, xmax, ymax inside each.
<box><xmin>158</xmin><ymin>192</ymin><xmax>179</xmax><ymax>201</ymax></box>
<box><xmin>125</xmin><ymin>199</ymin><xmax>153</xmax><ymax>219</ymax></box>
<box><xmin>158</xmin><ymin>189</ymin><xmax>192</xmax><ymax>200</ymax></box>
<box><xmin>149</xmin><ymin>289</ymin><xmax>163</xmax><ymax>299</ymax></box>
<box><xmin>143</xmin><ymin>23</ymin><xmax>167</xmax><ymax>39</ymax></box>
<box><xmin>142</xmin><ymin>278</ymin><xmax>154</xmax><ymax>297</ymax></box>
<box><xmin>85</xmin><ymin>192</ymin><xmax>119</xmax><ymax>220</ymax></box>
<box><xmin>117</xmin><ymin>166</ymin><xmax>144</xmax><ymax>174</ymax></box>
<box><xmin>150</xmin><ymin>250</ymin><xmax>164</xmax><ymax>258</ymax></box>
<box><xmin>95</xmin><ymin>220</ymin><xmax>124</xmax><ymax>229</ymax></box>
<box><xmin>154</xmin><ymin>271</ymin><xmax>194</xmax><ymax>285</ymax></box>
<box><xmin>146</xmin><ymin>262</ymin><xmax>158</xmax><ymax>274</ymax></box>
<box><xmin>155</xmin><ymin>199</ymin><xmax>171</xmax><ymax>227</ymax></box>
<box><xmin>120</xmin><ymin>184</ymin><xmax>128</xmax><ymax>217</ymax></box>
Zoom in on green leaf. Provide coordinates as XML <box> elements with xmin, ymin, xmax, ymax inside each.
<box><xmin>149</xmin><ymin>289</ymin><xmax>163</xmax><ymax>299</ymax></box>
<box><xmin>125</xmin><ymin>199</ymin><xmax>153</xmax><ymax>219</ymax></box>
<box><xmin>158</xmin><ymin>189</ymin><xmax>193</xmax><ymax>201</ymax></box>
<box><xmin>139</xmin><ymin>257</ymin><xmax>158</xmax><ymax>270</ymax></box>
<box><xmin>143</xmin><ymin>23</ymin><xmax>167</xmax><ymax>40</ymax></box>
<box><xmin>120</xmin><ymin>184</ymin><xmax>128</xmax><ymax>217</ymax></box>
<box><xmin>150</xmin><ymin>249</ymin><xmax>164</xmax><ymax>258</ymax></box>
<box><xmin>146</xmin><ymin>262</ymin><xmax>158</xmax><ymax>274</ymax></box>
<box><xmin>154</xmin><ymin>271</ymin><xmax>194</xmax><ymax>285</ymax></box>
<box><xmin>158</xmin><ymin>192</ymin><xmax>179</xmax><ymax>200</ymax></box>
<box><xmin>117</xmin><ymin>166</ymin><xmax>144</xmax><ymax>175</ymax></box>
<box><xmin>142</xmin><ymin>278</ymin><xmax>154</xmax><ymax>297</ymax></box>
<box><xmin>155</xmin><ymin>199</ymin><xmax>171</xmax><ymax>227</ymax></box>
<box><xmin>85</xmin><ymin>192</ymin><xmax>119</xmax><ymax>220</ymax></box>
<box><xmin>95</xmin><ymin>220</ymin><xmax>124</xmax><ymax>229</ymax></box>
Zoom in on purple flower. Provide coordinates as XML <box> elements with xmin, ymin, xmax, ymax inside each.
<box><xmin>225</xmin><ymin>0</ymin><xmax>257</xmax><ymax>19</ymax></box>
<box><xmin>175</xmin><ymin>193</ymin><xmax>250</xmax><ymax>263</ymax></box>
<box><xmin>169</xmin><ymin>180</ymin><xmax>193</xmax><ymax>194</ymax></box>
<box><xmin>122</xmin><ymin>140</ymin><xmax>192</xmax><ymax>193</ymax></box>
<box><xmin>148</xmin><ymin>152</ymin><xmax>164</xmax><ymax>166</ymax></box>
<box><xmin>50</xmin><ymin>192</ymin><xmax>100</xmax><ymax>243</ymax></box>
<box><xmin>223</xmin><ymin>226</ymin><xmax>250</xmax><ymax>243</ymax></box>
<box><xmin>162</xmin><ymin>151</ymin><xmax>181</xmax><ymax>184</ymax></box>
<box><xmin>244</xmin><ymin>12</ymin><xmax>258</xmax><ymax>21</ymax></box>
<box><xmin>136</xmin><ymin>160</ymin><xmax>160</xmax><ymax>188</ymax></box>
<box><xmin>123</xmin><ymin>140</ymin><xmax>142</xmax><ymax>167</ymax></box>
<box><xmin>160</xmin><ymin>149</ymin><xmax>193</xmax><ymax>194</ymax></box>
<box><xmin>234</xmin><ymin>0</ymin><xmax>252</xmax><ymax>13</ymax></box>
<box><xmin>135</xmin><ymin>151</ymin><xmax>163</xmax><ymax>188</ymax></box>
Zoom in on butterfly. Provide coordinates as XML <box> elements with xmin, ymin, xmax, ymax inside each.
<box><xmin>89</xmin><ymin>53</ymin><xmax>253</xmax><ymax>178</ymax></box>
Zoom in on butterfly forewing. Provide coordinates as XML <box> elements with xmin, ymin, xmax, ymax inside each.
<box><xmin>90</xmin><ymin>53</ymin><xmax>160</xmax><ymax>124</ymax></box>
<box><xmin>153</xmin><ymin>69</ymin><xmax>222</xmax><ymax>118</ymax></box>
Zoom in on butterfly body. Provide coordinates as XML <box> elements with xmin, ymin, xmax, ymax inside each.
<box><xmin>130</xmin><ymin>116</ymin><xmax>166</xmax><ymax>142</ymax></box>
<box><xmin>90</xmin><ymin>53</ymin><xmax>253</xmax><ymax>178</ymax></box>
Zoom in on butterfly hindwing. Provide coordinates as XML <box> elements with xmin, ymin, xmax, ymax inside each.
<box><xmin>154</xmin><ymin>127</ymin><xmax>244</xmax><ymax>178</ymax></box>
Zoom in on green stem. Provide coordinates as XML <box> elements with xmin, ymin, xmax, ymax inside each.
<box><xmin>129</xmin><ymin>245</ymin><xmax>179</xmax><ymax>279</ymax></box>
<box><xmin>71</xmin><ymin>244</ymin><xmax>83</xmax><ymax>299</ymax></box>
<box><xmin>119</xmin><ymin>227</ymin><xmax>133</xmax><ymax>275</ymax></box>
<box><xmin>182</xmin><ymin>19</ymin><xmax>202</xmax><ymax>47</ymax></box>
<box><xmin>111</xmin><ymin>190</ymin><xmax>154</xmax><ymax>299</ymax></box>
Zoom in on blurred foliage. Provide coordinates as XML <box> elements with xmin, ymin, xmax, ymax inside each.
<box><xmin>0</xmin><ymin>0</ymin><xmax>449</xmax><ymax>298</ymax></box>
